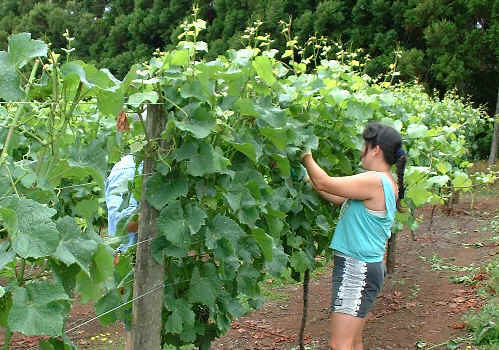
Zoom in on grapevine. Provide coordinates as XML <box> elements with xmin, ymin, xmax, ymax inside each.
<box><xmin>0</xmin><ymin>20</ymin><xmax>495</xmax><ymax>350</ymax></box>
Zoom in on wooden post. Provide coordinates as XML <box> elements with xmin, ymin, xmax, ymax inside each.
<box><xmin>132</xmin><ymin>104</ymin><xmax>165</xmax><ymax>350</ymax></box>
<box><xmin>489</xmin><ymin>88</ymin><xmax>498</xmax><ymax>165</ymax></box>
<box><xmin>298</xmin><ymin>269</ymin><xmax>310</xmax><ymax>350</ymax></box>
<box><xmin>386</xmin><ymin>232</ymin><xmax>397</xmax><ymax>274</ymax></box>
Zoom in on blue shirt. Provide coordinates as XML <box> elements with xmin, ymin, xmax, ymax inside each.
<box><xmin>330</xmin><ymin>172</ymin><xmax>396</xmax><ymax>263</ymax></box>
<box><xmin>104</xmin><ymin>155</ymin><xmax>140</xmax><ymax>237</ymax></box>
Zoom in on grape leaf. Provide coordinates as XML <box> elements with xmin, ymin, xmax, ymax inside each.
<box><xmin>407</xmin><ymin>182</ymin><xmax>431</xmax><ymax>206</ymax></box>
<box><xmin>39</xmin><ymin>337</ymin><xmax>75</xmax><ymax>350</ymax></box>
<box><xmin>187</xmin><ymin>265</ymin><xmax>221</xmax><ymax>309</ymax></box>
<box><xmin>5</xmin><ymin>198</ymin><xmax>60</xmax><ymax>258</ymax></box>
<box><xmin>253</xmin><ymin>102</ymin><xmax>287</xmax><ymax>128</ymax></box>
<box><xmin>271</xmin><ymin>154</ymin><xmax>291</xmax><ymax>177</ymax></box>
<box><xmin>232</xmin><ymin>142</ymin><xmax>258</xmax><ymax>163</ymax></box>
<box><xmin>76</xmin><ymin>271</ymin><xmax>101</xmax><ymax>303</ymax></box>
<box><xmin>173</xmin><ymin>140</ymin><xmax>199</xmax><ymax>161</ymax></box>
<box><xmin>180</xmin><ymin>80</ymin><xmax>214</xmax><ymax>103</ymax></box>
<box><xmin>170</xmin><ymin>50</ymin><xmax>190</xmax><ymax>66</ymax></box>
<box><xmin>221</xmin><ymin>295</ymin><xmax>246</xmax><ymax>319</ymax></box>
<box><xmin>290</xmin><ymin>250</ymin><xmax>311</xmax><ymax>273</ymax></box>
<box><xmin>91</xmin><ymin>244</ymin><xmax>114</xmax><ymax>284</ymax></box>
<box><xmin>427</xmin><ymin>175</ymin><xmax>450</xmax><ymax>187</ymax></box>
<box><xmin>128</xmin><ymin>91</ymin><xmax>159</xmax><ymax>106</ymax></box>
<box><xmin>8</xmin><ymin>281</ymin><xmax>70</xmax><ymax>336</ymax></box>
<box><xmin>95</xmin><ymin>289</ymin><xmax>122</xmax><ymax>325</ymax></box>
<box><xmin>146</xmin><ymin>174</ymin><xmax>188</xmax><ymax>210</ymax></box>
<box><xmin>315</xmin><ymin>215</ymin><xmax>330</xmax><ymax>232</ymax></box>
<box><xmin>452</xmin><ymin>171</ymin><xmax>472</xmax><ymax>190</ymax></box>
<box><xmin>406</xmin><ymin>124</ymin><xmax>428</xmax><ymax>138</ymax></box>
<box><xmin>345</xmin><ymin>100</ymin><xmax>373</xmax><ymax>121</ymax></box>
<box><xmin>252</xmin><ymin>56</ymin><xmax>276</xmax><ymax>86</ymax></box>
<box><xmin>76</xmin><ymin>244</ymin><xmax>114</xmax><ymax>303</ymax></box>
<box><xmin>158</xmin><ymin>201</ymin><xmax>189</xmax><ymax>248</ymax></box>
<box><xmin>251</xmin><ymin>228</ymin><xmax>273</xmax><ymax>260</ymax></box>
<box><xmin>8</xmin><ymin>33</ymin><xmax>48</xmax><ymax>68</ymax></box>
<box><xmin>97</xmin><ymin>89</ymin><xmax>124</xmax><ymax>117</ymax></box>
<box><xmin>165</xmin><ymin>299</ymin><xmax>195</xmax><ymax>334</ymax></box>
<box><xmin>184</xmin><ymin>203</ymin><xmax>207</xmax><ymax>234</ymax></box>
<box><xmin>0</xmin><ymin>52</ymin><xmax>23</xmax><ymax>101</ymax></box>
<box><xmin>53</xmin><ymin>217</ymin><xmax>98</xmax><ymax>276</ymax></box>
<box><xmin>328</xmin><ymin>88</ymin><xmax>350</xmax><ymax>104</ymax></box>
<box><xmin>186</xmin><ymin>143</ymin><xmax>230</xmax><ymax>177</ymax></box>
<box><xmin>236</xmin><ymin>265</ymin><xmax>260</xmax><ymax>297</ymax></box>
<box><xmin>174</xmin><ymin>106</ymin><xmax>216</xmax><ymax>139</ymax></box>
<box><xmin>211</xmin><ymin>214</ymin><xmax>245</xmax><ymax>246</ymax></box>
<box><xmin>74</xmin><ymin>199</ymin><xmax>99</xmax><ymax>220</ymax></box>
<box><xmin>50</xmin><ymin>259</ymin><xmax>80</xmax><ymax>296</ymax></box>
<box><xmin>0</xmin><ymin>207</ymin><xmax>17</xmax><ymax>234</ymax></box>
<box><xmin>264</xmin><ymin>245</ymin><xmax>288</xmax><ymax>276</ymax></box>
<box><xmin>260</xmin><ymin>127</ymin><xmax>288</xmax><ymax>150</ymax></box>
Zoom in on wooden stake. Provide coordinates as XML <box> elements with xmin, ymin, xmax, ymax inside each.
<box><xmin>299</xmin><ymin>269</ymin><xmax>310</xmax><ymax>350</ymax></box>
<box><xmin>132</xmin><ymin>104</ymin><xmax>165</xmax><ymax>350</ymax></box>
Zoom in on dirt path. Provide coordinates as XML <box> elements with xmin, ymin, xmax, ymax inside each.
<box><xmin>5</xmin><ymin>198</ymin><xmax>498</xmax><ymax>350</ymax></box>
<box><xmin>213</xmin><ymin>199</ymin><xmax>499</xmax><ymax>350</ymax></box>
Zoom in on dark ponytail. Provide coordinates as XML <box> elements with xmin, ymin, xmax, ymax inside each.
<box><xmin>363</xmin><ymin>122</ymin><xmax>407</xmax><ymax>212</ymax></box>
<box><xmin>395</xmin><ymin>152</ymin><xmax>407</xmax><ymax>212</ymax></box>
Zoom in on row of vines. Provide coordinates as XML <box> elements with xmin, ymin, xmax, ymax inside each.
<box><xmin>0</xmin><ymin>16</ymin><xmax>496</xmax><ymax>350</ymax></box>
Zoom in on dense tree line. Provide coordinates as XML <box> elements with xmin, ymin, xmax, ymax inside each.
<box><xmin>0</xmin><ymin>0</ymin><xmax>497</xmax><ymax>155</ymax></box>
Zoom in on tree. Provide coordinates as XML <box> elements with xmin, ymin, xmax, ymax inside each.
<box><xmin>490</xmin><ymin>88</ymin><xmax>498</xmax><ymax>165</ymax></box>
<box><xmin>0</xmin><ymin>0</ymin><xmax>496</xmax><ymax>156</ymax></box>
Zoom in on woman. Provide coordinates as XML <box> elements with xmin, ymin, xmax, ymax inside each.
<box><xmin>302</xmin><ymin>122</ymin><xmax>407</xmax><ymax>350</ymax></box>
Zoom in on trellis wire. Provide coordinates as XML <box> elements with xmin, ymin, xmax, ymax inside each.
<box><xmin>23</xmin><ymin>281</ymin><xmax>166</xmax><ymax>350</ymax></box>
<box><xmin>0</xmin><ymin>101</ymin><xmax>173</xmax><ymax>106</ymax></box>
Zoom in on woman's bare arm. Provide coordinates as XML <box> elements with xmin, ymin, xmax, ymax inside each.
<box><xmin>316</xmin><ymin>190</ymin><xmax>347</xmax><ymax>205</ymax></box>
<box><xmin>302</xmin><ymin>154</ymin><xmax>378</xmax><ymax>200</ymax></box>
<box><xmin>305</xmin><ymin>171</ymin><xmax>346</xmax><ymax>205</ymax></box>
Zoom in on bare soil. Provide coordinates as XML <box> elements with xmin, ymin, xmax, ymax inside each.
<box><xmin>213</xmin><ymin>198</ymin><xmax>499</xmax><ymax>350</ymax></box>
<box><xmin>5</xmin><ymin>198</ymin><xmax>499</xmax><ymax>350</ymax></box>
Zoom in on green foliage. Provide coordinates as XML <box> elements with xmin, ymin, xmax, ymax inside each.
<box><xmin>2</xmin><ymin>198</ymin><xmax>59</xmax><ymax>259</ymax></box>
<box><xmin>8</xmin><ymin>280</ymin><xmax>70</xmax><ymax>336</ymax></box>
<box><xmin>0</xmin><ymin>26</ymin><xmax>495</xmax><ymax>350</ymax></box>
<box><xmin>125</xmin><ymin>24</ymin><xmax>491</xmax><ymax>347</ymax></box>
<box><xmin>1</xmin><ymin>0</ymin><xmax>496</xmax><ymax>131</ymax></box>
<box><xmin>0</xmin><ymin>31</ymin><xmax>124</xmax><ymax>348</ymax></box>
<box><xmin>0</xmin><ymin>32</ymin><xmax>48</xmax><ymax>101</ymax></box>
<box><xmin>463</xmin><ymin>258</ymin><xmax>499</xmax><ymax>346</ymax></box>
<box><xmin>466</xmin><ymin>298</ymin><xmax>499</xmax><ymax>346</ymax></box>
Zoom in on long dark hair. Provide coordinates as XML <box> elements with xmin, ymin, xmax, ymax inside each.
<box><xmin>362</xmin><ymin>122</ymin><xmax>407</xmax><ymax>211</ymax></box>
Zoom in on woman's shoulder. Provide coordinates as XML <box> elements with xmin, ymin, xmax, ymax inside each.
<box><xmin>345</xmin><ymin>171</ymin><xmax>387</xmax><ymax>191</ymax></box>
<box><xmin>373</xmin><ymin>171</ymin><xmax>398</xmax><ymax>199</ymax></box>
<box><xmin>356</xmin><ymin>170</ymin><xmax>385</xmax><ymax>182</ymax></box>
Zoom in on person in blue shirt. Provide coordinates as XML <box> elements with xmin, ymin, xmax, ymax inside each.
<box><xmin>302</xmin><ymin>122</ymin><xmax>407</xmax><ymax>350</ymax></box>
<box><xmin>104</xmin><ymin>153</ymin><xmax>143</xmax><ymax>350</ymax></box>
<box><xmin>105</xmin><ymin>154</ymin><xmax>141</xmax><ymax>253</ymax></box>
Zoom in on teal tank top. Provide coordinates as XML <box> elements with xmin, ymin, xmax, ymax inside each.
<box><xmin>330</xmin><ymin>172</ymin><xmax>396</xmax><ymax>263</ymax></box>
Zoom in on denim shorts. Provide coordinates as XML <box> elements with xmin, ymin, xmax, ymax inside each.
<box><xmin>330</xmin><ymin>251</ymin><xmax>386</xmax><ymax>318</ymax></box>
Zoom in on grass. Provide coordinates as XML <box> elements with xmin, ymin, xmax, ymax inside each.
<box><xmin>420</xmin><ymin>254</ymin><xmax>479</xmax><ymax>273</ymax></box>
<box><xmin>424</xmin><ymin>257</ymin><xmax>499</xmax><ymax>349</ymax></box>
<box><xmin>461</xmin><ymin>161</ymin><xmax>499</xmax><ymax>201</ymax></box>
<box><xmin>463</xmin><ymin>257</ymin><xmax>499</xmax><ymax>348</ymax></box>
<box><xmin>261</xmin><ymin>284</ymin><xmax>293</xmax><ymax>302</ymax></box>
<box><xmin>415</xmin><ymin>256</ymin><xmax>499</xmax><ymax>349</ymax></box>
<box><xmin>260</xmin><ymin>256</ymin><xmax>333</xmax><ymax>302</ymax></box>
